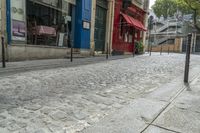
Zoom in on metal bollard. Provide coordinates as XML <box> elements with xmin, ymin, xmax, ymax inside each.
<box><xmin>168</xmin><ymin>46</ymin><xmax>170</xmax><ymax>55</ymax></box>
<box><xmin>70</xmin><ymin>46</ymin><xmax>73</xmax><ymax>62</ymax></box>
<box><xmin>106</xmin><ymin>42</ymin><xmax>108</xmax><ymax>59</ymax></box>
<box><xmin>184</xmin><ymin>33</ymin><xmax>192</xmax><ymax>83</ymax></box>
<box><xmin>149</xmin><ymin>44</ymin><xmax>152</xmax><ymax>56</ymax></box>
<box><xmin>160</xmin><ymin>45</ymin><xmax>162</xmax><ymax>55</ymax></box>
<box><xmin>133</xmin><ymin>44</ymin><xmax>135</xmax><ymax>57</ymax></box>
<box><xmin>69</xmin><ymin>36</ymin><xmax>73</xmax><ymax>62</ymax></box>
<box><xmin>1</xmin><ymin>37</ymin><xmax>6</xmax><ymax>68</ymax></box>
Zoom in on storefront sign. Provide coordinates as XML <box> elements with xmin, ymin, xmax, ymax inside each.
<box><xmin>11</xmin><ymin>0</ymin><xmax>26</xmax><ymax>41</ymax></box>
<box><xmin>83</xmin><ymin>21</ymin><xmax>90</xmax><ymax>29</ymax></box>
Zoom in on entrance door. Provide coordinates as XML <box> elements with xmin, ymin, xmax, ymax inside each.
<box><xmin>195</xmin><ymin>36</ymin><xmax>200</xmax><ymax>52</ymax></box>
<box><xmin>94</xmin><ymin>3</ymin><xmax>107</xmax><ymax>51</ymax></box>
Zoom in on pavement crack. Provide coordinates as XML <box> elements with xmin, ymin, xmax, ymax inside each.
<box><xmin>150</xmin><ymin>124</ymin><xmax>182</xmax><ymax>133</ymax></box>
<box><xmin>141</xmin><ymin>71</ymin><xmax>200</xmax><ymax>133</ymax></box>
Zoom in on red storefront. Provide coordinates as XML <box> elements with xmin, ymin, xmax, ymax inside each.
<box><xmin>112</xmin><ymin>0</ymin><xmax>147</xmax><ymax>54</ymax></box>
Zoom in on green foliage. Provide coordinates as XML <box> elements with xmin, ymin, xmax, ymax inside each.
<box><xmin>153</xmin><ymin>0</ymin><xmax>200</xmax><ymax>31</ymax></box>
<box><xmin>179</xmin><ymin>0</ymin><xmax>200</xmax><ymax>30</ymax></box>
<box><xmin>135</xmin><ymin>41</ymin><xmax>144</xmax><ymax>54</ymax></box>
<box><xmin>152</xmin><ymin>0</ymin><xmax>193</xmax><ymax>18</ymax></box>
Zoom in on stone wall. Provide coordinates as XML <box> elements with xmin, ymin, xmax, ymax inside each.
<box><xmin>151</xmin><ymin>38</ymin><xmax>182</xmax><ymax>53</ymax></box>
<box><xmin>7</xmin><ymin>44</ymin><xmax>90</xmax><ymax>61</ymax></box>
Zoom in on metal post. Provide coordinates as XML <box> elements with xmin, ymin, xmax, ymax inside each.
<box><xmin>150</xmin><ymin>44</ymin><xmax>152</xmax><ymax>56</ymax></box>
<box><xmin>168</xmin><ymin>46</ymin><xmax>170</xmax><ymax>55</ymax></box>
<box><xmin>160</xmin><ymin>45</ymin><xmax>162</xmax><ymax>55</ymax></box>
<box><xmin>184</xmin><ymin>33</ymin><xmax>192</xmax><ymax>83</ymax></box>
<box><xmin>1</xmin><ymin>37</ymin><xmax>6</xmax><ymax>68</ymax></box>
<box><xmin>133</xmin><ymin>43</ymin><xmax>135</xmax><ymax>57</ymax></box>
<box><xmin>106</xmin><ymin>42</ymin><xmax>108</xmax><ymax>59</ymax></box>
<box><xmin>148</xmin><ymin>16</ymin><xmax>153</xmax><ymax>54</ymax></box>
<box><xmin>148</xmin><ymin>31</ymin><xmax>151</xmax><ymax>53</ymax></box>
<box><xmin>69</xmin><ymin>35</ymin><xmax>73</xmax><ymax>62</ymax></box>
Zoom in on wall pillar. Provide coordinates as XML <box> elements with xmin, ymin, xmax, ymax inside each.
<box><xmin>105</xmin><ymin>0</ymin><xmax>115</xmax><ymax>54</ymax></box>
<box><xmin>1</xmin><ymin>0</ymin><xmax>7</xmax><ymax>61</ymax></box>
<box><xmin>90</xmin><ymin>0</ymin><xmax>96</xmax><ymax>55</ymax></box>
<box><xmin>143</xmin><ymin>1</ymin><xmax>149</xmax><ymax>53</ymax></box>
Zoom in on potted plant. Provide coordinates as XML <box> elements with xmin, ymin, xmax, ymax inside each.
<box><xmin>135</xmin><ymin>40</ymin><xmax>144</xmax><ymax>54</ymax></box>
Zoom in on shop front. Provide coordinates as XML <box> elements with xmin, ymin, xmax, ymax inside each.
<box><xmin>112</xmin><ymin>0</ymin><xmax>146</xmax><ymax>54</ymax></box>
<box><xmin>7</xmin><ymin>0</ymin><xmax>76</xmax><ymax>47</ymax></box>
<box><xmin>5</xmin><ymin>0</ymin><xmax>92</xmax><ymax>61</ymax></box>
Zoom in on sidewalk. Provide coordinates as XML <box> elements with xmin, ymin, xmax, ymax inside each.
<box><xmin>81</xmin><ymin>64</ymin><xmax>200</xmax><ymax>133</ymax></box>
<box><xmin>0</xmin><ymin>55</ymin><xmax>132</xmax><ymax>77</ymax></box>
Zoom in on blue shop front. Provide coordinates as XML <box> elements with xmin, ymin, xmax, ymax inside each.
<box><xmin>6</xmin><ymin>0</ymin><xmax>91</xmax><ymax>52</ymax></box>
<box><xmin>74</xmin><ymin>0</ymin><xmax>91</xmax><ymax>49</ymax></box>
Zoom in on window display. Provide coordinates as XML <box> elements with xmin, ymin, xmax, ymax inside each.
<box><xmin>26</xmin><ymin>0</ymin><xmax>75</xmax><ymax>46</ymax></box>
<box><xmin>9</xmin><ymin>0</ymin><xmax>75</xmax><ymax>46</ymax></box>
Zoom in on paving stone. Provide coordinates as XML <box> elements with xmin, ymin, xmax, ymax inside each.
<box><xmin>34</xmin><ymin>129</ymin><xmax>46</xmax><ymax>133</ymax></box>
<box><xmin>0</xmin><ymin>115</ymin><xmax>6</xmax><ymax>121</ymax></box>
<box><xmin>97</xmin><ymin>103</ymin><xmax>107</xmax><ymax>110</ymax></box>
<box><xmin>0</xmin><ymin>128</ymin><xmax>10</xmax><ymax>133</ymax></box>
<box><xmin>50</xmin><ymin>111</ymin><xmax>67</xmax><ymax>121</ymax></box>
<box><xmin>0</xmin><ymin>120</ymin><xmax>8</xmax><ymax>128</ymax></box>
<box><xmin>0</xmin><ymin>54</ymin><xmax>200</xmax><ymax>132</ymax></box>
<box><xmin>47</xmin><ymin>123</ymin><xmax>64</xmax><ymax>133</ymax></box>
<box><xmin>24</xmin><ymin>104</ymin><xmax>42</xmax><ymax>111</ymax></box>
<box><xmin>112</xmin><ymin>103</ymin><xmax>123</xmax><ymax>109</ymax></box>
<box><xmin>73</xmin><ymin>111</ymin><xmax>88</xmax><ymax>120</ymax></box>
<box><xmin>7</xmin><ymin>121</ymin><xmax>27</xmax><ymax>131</ymax></box>
<box><xmin>40</xmin><ymin>108</ymin><xmax>53</xmax><ymax>115</ymax></box>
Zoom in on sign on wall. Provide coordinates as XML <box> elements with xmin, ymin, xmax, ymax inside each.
<box><xmin>11</xmin><ymin>0</ymin><xmax>26</xmax><ymax>41</ymax></box>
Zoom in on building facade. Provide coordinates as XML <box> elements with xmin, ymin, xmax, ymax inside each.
<box><xmin>1</xmin><ymin>0</ymin><xmax>93</xmax><ymax>61</ymax></box>
<box><xmin>0</xmin><ymin>0</ymin><xmax>149</xmax><ymax>61</ymax></box>
<box><xmin>112</xmin><ymin>0</ymin><xmax>148</xmax><ymax>54</ymax></box>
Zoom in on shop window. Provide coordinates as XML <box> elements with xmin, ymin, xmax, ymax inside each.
<box><xmin>128</xmin><ymin>34</ymin><xmax>133</xmax><ymax>43</ymax></box>
<box><xmin>26</xmin><ymin>0</ymin><xmax>75</xmax><ymax>47</ymax></box>
<box><xmin>124</xmin><ymin>31</ymin><xmax>128</xmax><ymax>42</ymax></box>
<box><xmin>10</xmin><ymin>0</ymin><xmax>75</xmax><ymax>46</ymax></box>
<box><xmin>128</xmin><ymin>29</ymin><xmax>134</xmax><ymax>43</ymax></box>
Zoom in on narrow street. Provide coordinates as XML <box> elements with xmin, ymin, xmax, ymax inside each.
<box><xmin>0</xmin><ymin>53</ymin><xmax>200</xmax><ymax>133</ymax></box>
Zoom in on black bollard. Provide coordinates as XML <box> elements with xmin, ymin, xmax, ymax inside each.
<box><xmin>160</xmin><ymin>45</ymin><xmax>162</xmax><ymax>55</ymax></box>
<box><xmin>184</xmin><ymin>33</ymin><xmax>192</xmax><ymax>83</ymax></box>
<box><xmin>106</xmin><ymin>42</ymin><xmax>108</xmax><ymax>59</ymax></box>
<box><xmin>1</xmin><ymin>37</ymin><xmax>6</xmax><ymax>68</ymax></box>
<box><xmin>69</xmin><ymin>35</ymin><xmax>73</xmax><ymax>62</ymax></box>
<box><xmin>168</xmin><ymin>46</ymin><xmax>170</xmax><ymax>55</ymax></box>
<box><xmin>150</xmin><ymin>44</ymin><xmax>152</xmax><ymax>56</ymax></box>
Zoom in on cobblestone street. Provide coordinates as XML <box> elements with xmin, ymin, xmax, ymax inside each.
<box><xmin>0</xmin><ymin>53</ymin><xmax>200</xmax><ymax>133</ymax></box>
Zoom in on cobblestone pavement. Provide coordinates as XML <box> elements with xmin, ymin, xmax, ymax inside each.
<box><xmin>0</xmin><ymin>53</ymin><xmax>200</xmax><ymax>133</ymax></box>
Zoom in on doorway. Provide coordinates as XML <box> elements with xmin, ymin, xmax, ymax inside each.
<box><xmin>94</xmin><ymin>0</ymin><xmax>107</xmax><ymax>51</ymax></box>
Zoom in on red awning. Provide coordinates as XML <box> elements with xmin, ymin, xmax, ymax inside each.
<box><xmin>121</xmin><ymin>13</ymin><xmax>147</xmax><ymax>31</ymax></box>
<box><xmin>121</xmin><ymin>13</ymin><xmax>132</xmax><ymax>25</ymax></box>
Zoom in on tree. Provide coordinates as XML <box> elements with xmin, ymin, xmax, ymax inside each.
<box><xmin>152</xmin><ymin>0</ymin><xmax>200</xmax><ymax>31</ymax></box>
<box><xmin>152</xmin><ymin>0</ymin><xmax>176</xmax><ymax>18</ymax></box>
<box><xmin>179</xmin><ymin>0</ymin><xmax>200</xmax><ymax>31</ymax></box>
<box><xmin>152</xmin><ymin>0</ymin><xmax>192</xmax><ymax>18</ymax></box>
